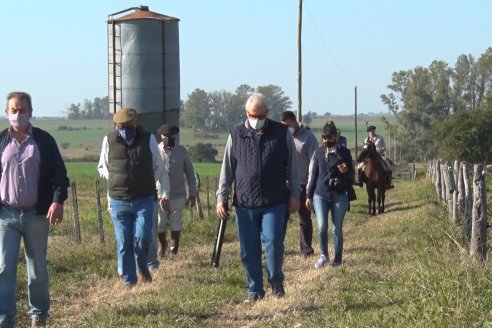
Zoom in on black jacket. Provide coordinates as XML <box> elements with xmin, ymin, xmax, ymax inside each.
<box><xmin>0</xmin><ymin>127</ymin><xmax>70</xmax><ymax>215</ymax></box>
<box><xmin>307</xmin><ymin>145</ymin><xmax>354</xmax><ymax>199</ymax></box>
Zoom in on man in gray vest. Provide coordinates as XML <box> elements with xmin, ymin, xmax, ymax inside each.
<box><xmin>280</xmin><ymin>111</ymin><xmax>318</xmax><ymax>257</ymax></box>
<box><xmin>216</xmin><ymin>93</ymin><xmax>300</xmax><ymax>301</ymax></box>
<box><xmin>97</xmin><ymin>108</ymin><xmax>170</xmax><ymax>287</ymax></box>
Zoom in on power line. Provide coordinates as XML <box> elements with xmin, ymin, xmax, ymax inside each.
<box><xmin>304</xmin><ymin>0</ymin><xmax>355</xmax><ymax>86</ymax></box>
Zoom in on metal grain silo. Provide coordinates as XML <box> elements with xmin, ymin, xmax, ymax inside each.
<box><xmin>108</xmin><ymin>6</ymin><xmax>180</xmax><ymax>134</ymax></box>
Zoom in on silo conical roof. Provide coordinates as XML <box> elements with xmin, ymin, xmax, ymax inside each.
<box><xmin>111</xmin><ymin>6</ymin><xmax>179</xmax><ymax>22</ymax></box>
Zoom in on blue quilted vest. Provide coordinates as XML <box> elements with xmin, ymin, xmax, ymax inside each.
<box><xmin>231</xmin><ymin>120</ymin><xmax>288</xmax><ymax>208</ymax></box>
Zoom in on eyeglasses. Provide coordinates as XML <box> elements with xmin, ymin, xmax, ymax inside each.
<box><xmin>321</xmin><ymin>135</ymin><xmax>336</xmax><ymax>140</ymax></box>
<box><xmin>246</xmin><ymin>112</ymin><xmax>267</xmax><ymax>120</ymax></box>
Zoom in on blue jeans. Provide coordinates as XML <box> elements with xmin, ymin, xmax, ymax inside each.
<box><xmin>147</xmin><ymin>201</ymin><xmax>160</xmax><ymax>269</ymax></box>
<box><xmin>110</xmin><ymin>196</ymin><xmax>154</xmax><ymax>285</ymax></box>
<box><xmin>0</xmin><ymin>206</ymin><xmax>50</xmax><ymax>327</ymax></box>
<box><xmin>313</xmin><ymin>193</ymin><xmax>349</xmax><ymax>263</ymax></box>
<box><xmin>235</xmin><ymin>204</ymin><xmax>286</xmax><ymax>299</ymax></box>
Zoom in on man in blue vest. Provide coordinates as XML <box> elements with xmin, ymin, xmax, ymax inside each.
<box><xmin>216</xmin><ymin>93</ymin><xmax>300</xmax><ymax>301</ymax></box>
<box><xmin>97</xmin><ymin>108</ymin><xmax>170</xmax><ymax>287</ymax></box>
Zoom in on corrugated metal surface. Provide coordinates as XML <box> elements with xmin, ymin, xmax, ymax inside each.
<box><xmin>108</xmin><ymin>7</ymin><xmax>180</xmax><ymax>134</ymax></box>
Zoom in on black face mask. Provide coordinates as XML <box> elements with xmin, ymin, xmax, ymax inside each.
<box><xmin>164</xmin><ymin>136</ymin><xmax>176</xmax><ymax>148</ymax></box>
<box><xmin>323</xmin><ymin>140</ymin><xmax>336</xmax><ymax>147</ymax></box>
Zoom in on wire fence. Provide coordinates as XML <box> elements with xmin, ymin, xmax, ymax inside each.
<box><xmin>58</xmin><ymin>174</ymin><xmax>221</xmax><ymax>245</ymax></box>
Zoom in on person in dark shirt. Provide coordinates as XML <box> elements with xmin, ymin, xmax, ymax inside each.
<box><xmin>0</xmin><ymin>91</ymin><xmax>69</xmax><ymax>328</ymax></box>
<box><xmin>306</xmin><ymin>121</ymin><xmax>353</xmax><ymax>269</ymax></box>
<box><xmin>336</xmin><ymin>128</ymin><xmax>348</xmax><ymax>148</ymax></box>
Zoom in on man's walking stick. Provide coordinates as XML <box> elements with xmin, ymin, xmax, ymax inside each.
<box><xmin>212</xmin><ymin>213</ymin><xmax>227</xmax><ymax>268</ymax></box>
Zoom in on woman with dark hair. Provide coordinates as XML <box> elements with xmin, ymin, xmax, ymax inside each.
<box><xmin>306</xmin><ymin>121</ymin><xmax>353</xmax><ymax>268</ymax></box>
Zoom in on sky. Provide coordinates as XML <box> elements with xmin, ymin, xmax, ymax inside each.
<box><xmin>1</xmin><ymin>0</ymin><xmax>491</xmax><ymax>118</ymax></box>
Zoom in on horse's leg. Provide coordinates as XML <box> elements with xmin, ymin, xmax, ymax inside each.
<box><xmin>381</xmin><ymin>189</ymin><xmax>385</xmax><ymax>213</ymax></box>
<box><xmin>372</xmin><ymin>187</ymin><xmax>377</xmax><ymax>216</ymax></box>
<box><xmin>367</xmin><ymin>186</ymin><xmax>375</xmax><ymax>216</ymax></box>
<box><xmin>377</xmin><ymin>187</ymin><xmax>382</xmax><ymax>214</ymax></box>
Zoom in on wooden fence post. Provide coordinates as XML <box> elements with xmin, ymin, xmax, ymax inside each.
<box><xmin>440</xmin><ymin>162</ymin><xmax>447</xmax><ymax>204</ymax></box>
<box><xmin>470</xmin><ymin>164</ymin><xmax>488</xmax><ymax>262</ymax></box>
<box><xmin>435</xmin><ymin>159</ymin><xmax>442</xmax><ymax>202</ymax></box>
<box><xmin>195</xmin><ymin>173</ymin><xmax>204</xmax><ymax>220</ymax></box>
<box><xmin>214</xmin><ymin>177</ymin><xmax>219</xmax><ymax>211</ymax></box>
<box><xmin>446</xmin><ymin>161</ymin><xmax>456</xmax><ymax>219</ymax></box>
<box><xmin>71</xmin><ymin>182</ymin><xmax>81</xmax><ymax>244</ymax></box>
<box><xmin>452</xmin><ymin>160</ymin><xmax>461</xmax><ymax>226</ymax></box>
<box><xmin>462</xmin><ymin>163</ymin><xmax>472</xmax><ymax>243</ymax></box>
<box><xmin>95</xmin><ymin>180</ymin><xmax>105</xmax><ymax>244</ymax></box>
<box><xmin>206</xmin><ymin>177</ymin><xmax>210</xmax><ymax>218</ymax></box>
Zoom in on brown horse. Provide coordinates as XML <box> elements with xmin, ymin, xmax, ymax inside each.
<box><xmin>357</xmin><ymin>141</ymin><xmax>387</xmax><ymax>215</ymax></box>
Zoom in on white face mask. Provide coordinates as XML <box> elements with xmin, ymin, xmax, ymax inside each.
<box><xmin>288</xmin><ymin>127</ymin><xmax>295</xmax><ymax>135</ymax></box>
<box><xmin>248</xmin><ymin>118</ymin><xmax>266</xmax><ymax>130</ymax></box>
<box><xmin>8</xmin><ymin>112</ymin><xmax>30</xmax><ymax>129</ymax></box>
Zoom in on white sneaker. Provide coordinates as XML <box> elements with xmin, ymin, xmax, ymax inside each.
<box><xmin>314</xmin><ymin>255</ymin><xmax>328</xmax><ymax>269</ymax></box>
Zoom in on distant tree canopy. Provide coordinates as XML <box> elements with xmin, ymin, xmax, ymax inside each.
<box><xmin>181</xmin><ymin>84</ymin><xmax>292</xmax><ymax>133</ymax></box>
<box><xmin>65</xmin><ymin>96</ymin><xmax>110</xmax><ymax>119</ymax></box>
<box><xmin>188</xmin><ymin>143</ymin><xmax>218</xmax><ymax>163</ymax></box>
<box><xmin>381</xmin><ymin>47</ymin><xmax>492</xmax><ymax>161</ymax></box>
<box><xmin>432</xmin><ymin>101</ymin><xmax>492</xmax><ymax>163</ymax></box>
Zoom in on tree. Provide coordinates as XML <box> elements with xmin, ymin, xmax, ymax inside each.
<box><xmin>432</xmin><ymin>106</ymin><xmax>492</xmax><ymax>162</ymax></box>
<box><xmin>380</xmin><ymin>63</ymin><xmax>454</xmax><ymax>160</ymax></box>
<box><xmin>209</xmin><ymin>88</ymin><xmax>250</xmax><ymax>131</ymax></box>
<box><xmin>66</xmin><ymin>103</ymin><xmax>81</xmax><ymax>119</ymax></box>
<box><xmin>256</xmin><ymin>85</ymin><xmax>292</xmax><ymax>120</ymax></box>
<box><xmin>302</xmin><ymin>111</ymin><xmax>316</xmax><ymax>126</ymax></box>
<box><xmin>181</xmin><ymin>89</ymin><xmax>211</xmax><ymax>131</ymax></box>
<box><xmin>82</xmin><ymin>99</ymin><xmax>93</xmax><ymax>119</ymax></box>
<box><xmin>188</xmin><ymin>143</ymin><xmax>218</xmax><ymax>163</ymax></box>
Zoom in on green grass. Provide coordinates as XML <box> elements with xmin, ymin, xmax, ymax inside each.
<box><xmin>12</xmin><ymin>171</ymin><xmax>492</xmax><ymax>327</ymax></box>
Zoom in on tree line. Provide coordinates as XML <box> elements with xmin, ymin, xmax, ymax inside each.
<box><xmin>381</xmin><ymin>47</ymin><xmax>492</xmax><ymax>162</ymax></box>
<box><xmin>181</xmin><ymin>84</ymin><xmax>320</xmax><ymax>133</ymax></box>
<box><xmin>65</xmin><ymin>96</ymin><xmax>110</xmax><ymax>119</ymax></box>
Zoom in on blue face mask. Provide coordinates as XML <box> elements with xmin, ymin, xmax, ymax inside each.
<box><xmin>118</xmin><ymin>127</ymin><xmax>137</xmax><ymax>142</ymax></box>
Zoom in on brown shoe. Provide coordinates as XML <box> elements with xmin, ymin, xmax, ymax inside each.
<box><xmin>139</xmin><ymin>270</ymin><xmax>153</xmax><ymax>283</ymax></box>
<box><xmin>32</xmin><ymin>316</ymin><xmax>47</xmax><ymax>328</ymax></box>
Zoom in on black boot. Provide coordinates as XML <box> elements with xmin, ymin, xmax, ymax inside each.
<box><xmin>170</xmin><ymin>231</ymin><xmax>181</xmax><ymax>258</ymax></box>
<box><xmin>387</xmin><ymin>171</ymin><xmax>394</xmax><ymax>189</ymax></box>
<box><xmin>158</xmin><ymin>232</ymin><xmax>167</xmax><ymax>258</ymax></box>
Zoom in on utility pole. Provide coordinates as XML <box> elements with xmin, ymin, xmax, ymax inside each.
<box><xmin>388</xmin><ymin>127</ymin><xmax>392</xmax><ymax>161</ymax></box>
<box><xmin>354</xmin><ymin>86</ymin><xmax>358</xmax><ymax>158</ymax></box>
<box><xmin>297</xmin><ymin>0</ymin><xmax>303</xmax><ymax>122</ymax></box>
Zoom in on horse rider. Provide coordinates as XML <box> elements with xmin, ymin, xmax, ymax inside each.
<box><xmin>357</xmin><ymin>125</ymin><xmax>394</xmax><ymax>189</ymax></box>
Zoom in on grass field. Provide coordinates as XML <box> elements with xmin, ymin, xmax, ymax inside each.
<box><xmin>0</xmin><ymin>114</ymin><xmax>394</xmax><ymax>161</ymax></box>
<box><xmin>11</xmin><ymin>169</ymin><xmax>492</xmax><ymax>327</ymax></box>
